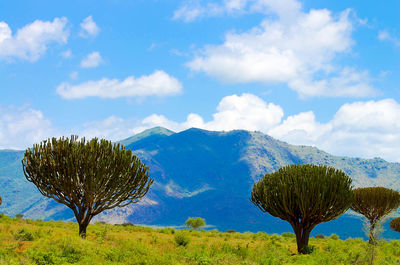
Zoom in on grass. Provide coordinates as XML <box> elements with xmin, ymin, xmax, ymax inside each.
<box><xmin>0</xmin><ymin>215</ymin><xmax>399</xmax><ymax>264</ymax></box>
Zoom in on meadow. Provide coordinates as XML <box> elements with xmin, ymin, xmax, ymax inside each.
<box><xmin>0</xmin><ymin>215</ymin><xmax>400</xmax><ymax>264</ymax></box>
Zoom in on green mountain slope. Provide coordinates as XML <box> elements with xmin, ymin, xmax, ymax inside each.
<box><xmin>1</xmin><ymin>128</ymin><xmax>400</xmax><ymax>239</ymax></box>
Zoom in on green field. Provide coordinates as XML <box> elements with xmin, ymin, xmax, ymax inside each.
<box><xmin>1</xmin><ymin>215</ymin><xmax>400</xmax><ymax>265</ymax></box>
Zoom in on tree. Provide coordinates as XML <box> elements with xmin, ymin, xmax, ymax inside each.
<box><xmin>389</xmin><ymin>217</ymin><xmax>400</xmax><ymax>233</ymax></box>
<box><xmin>350</xmin><ymin>187</ymin><xmax>400</xmax><ymax>245</ymax></box>
<box><xmin>22</xmin><ymin>136</ymin><xmax>154</xmax><ymax>238</ymax></box>
<box><xmin>185</xmin><ymin>217</ymin><xmax>206</xmax><ymax>230</ymax></box>
<box><xmin>251</xmin><ymin>164</ymin><xmax>353</xmax><ymax>254</ymax></box>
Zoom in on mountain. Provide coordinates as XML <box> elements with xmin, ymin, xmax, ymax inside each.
<box><xmin>1</xmin><ymin>127</ymin><xmax>400</xmax><ymax>239</ymax></box>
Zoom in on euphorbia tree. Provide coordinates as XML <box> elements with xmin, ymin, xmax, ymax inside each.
<box><xmin>389</xmin><ymin>217</ymin><xmax>400</xmax><ymax>233</ymax></box>
<box><xmin>251</xmin><ymin>164</ymin><xmax>354</xmax><ymax>254</ymax></box>
<box><xmin>351</xmin><ymin>187</ymin><xmax>400</xmax><ymax>245</ymax></box>
<box><xmin>22</xmin><ymin>135</ymin><xmax>154</xmax><ymax>238</ymax></box>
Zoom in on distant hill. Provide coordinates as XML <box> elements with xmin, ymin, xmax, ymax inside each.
<box><xmin>1</xmin><ymin>127</ymin><xmax>400</xmax><ymax>239</ymax></box>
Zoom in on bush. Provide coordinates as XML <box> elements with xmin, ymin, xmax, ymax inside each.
<box><xmin>330</xmin><ymin>234</ymin><xmax>339</xmax><ymax>240</ymax></box>
<box><xmin>174</xmin><ymin>231</ymin><xmax>191</xmax><ymax>247</ymax></box>
<box><xmin>300</xmin><ymin>245</ymin><xmax>315</xmax><ymax>254</ymax></box>
<box><xmin>13</xmin><ymin>228</ymin><xmax>35</xmax><ymax>241</ymax></box>
<box><xmin>121</xmin><ymin>222</ymin><xmax>135</xmax><ymax>227</ymax></box>
<box><xmin>15</xmin><ymin>214</ymin><xmax>24</xmax><ymax>220</ymax></box>
<box><xmin>315</xmin><ymin>234</ymin><xmax>325</xmax><ymax>239</ymax></box>
<box><xmin>185</xmin><ymin>217</ymin><xmax>206</xmax><ymax>230</ymax></box>
<box><xmin>281</xmin><ymin>232</ymin><xmax>295</xmax><ymax>238</ymax></box>
<box><xmin>225</xmin><ymin>229</ymin><xmax>235</xmax><ymax>233</ymax></box>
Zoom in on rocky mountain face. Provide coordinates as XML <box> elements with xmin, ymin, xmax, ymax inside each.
<box><xmin>1</xmin><ymin>127</ymin><xmax>400</xmax><ymax>239</ymax></box>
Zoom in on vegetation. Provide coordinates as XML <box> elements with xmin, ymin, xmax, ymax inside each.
<box><xmin>351</xmin><ymin>187</ymin><xmax>400</xmax><ymax>245</ymax></box>
<box><xmin>251</xmin><ymin>164</ymin><xmax>354</xmax><ymax>254</ymax></box>
<box><xmin>185</xmin><ymin>217</ymin><xmax>206</xmax><ymax>230</ymax></box>
<box><xmin>0</xmin><ymin>216</ymin><xmax>400</xmax><ymax>264</ymax></box>
<box><xmin>390</xmin><ymin>217</ymin><xmax>400</xmax><ymax>233</ymax></box>
<box><xmin>22</xmin><ymin>135</ymin><xmax>154</xmax><ymax>238</ymax></box>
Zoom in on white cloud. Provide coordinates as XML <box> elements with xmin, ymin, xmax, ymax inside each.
<box><xmin>173</xmin><ymin>0</ymin><xmax>301</xmax><ymax>22</ymax></box>
<box><xmin>273</xmin><ymin>99</ymin><xmax>400</xmax><ymax>162</ymax></box>
<box><xmin>88</xmin><ymin>94</ymin><xmax>400</xmax><ymax>162</ymax></box>
<box><xmin>80</xmin><ymin>51</ymin><xmax>103</xmax><ymax>68</ymax></box>
<box><xmin>0</xmin><ymin>106</ymin><xmax>57</xmax><ymax>149</ymax></box>
<box><xmin>80</xmin><ymin>16</ymin><xmax>100</xmax><ymax>38</ymax></box>
<box><xmin>0</xmin><ymin>17</ymin><xmax>69</xmax><ymax>62</ymax></box>
<box><xmin>80</xmin><ymin>116</ymin><xmax>138</xmax><ymax>141</ymax></box>
<box><xmin>3</xmin><ymin>94</ymin><xmax>400</xmax><ymax>163</ymax></box>
<box><xmin>378</xmin><ymin>30</ymin><xmax>400</xmax><ymax>46</ymax></box>
<box><xmin>60</xmin><ymin>49</ymin><xmax>72</xmax><ymax>59</ymax></box>
<box><xmin>56</xmin><ymin>70</ymin><xmax>183</xmax><ymax>99</ymax></box>
<box><xmin>183</xmin><ymin>1</ymin><xmax>375</xmax><ymax>98</ymax></box>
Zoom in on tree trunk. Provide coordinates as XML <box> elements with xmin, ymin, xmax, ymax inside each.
<box><xmin>369</xmin><ymin>220</ymin><xmax>377</xmax><ymax>245</ymax></box>
<box><xmin>293</xmin><ymin>225</ymin><xmax>312</xmax><ymax>254</ymax></box>
<box><xmin>79</xmin><ymin>222</ymin><xmax>88</xmax><ymax>238</ymax></box>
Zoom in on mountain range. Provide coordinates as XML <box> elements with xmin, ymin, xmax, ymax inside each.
<box><xmin>1</xmin><ymin>127</ymin><xmax>400</xmax><ymax>239</ymax></box>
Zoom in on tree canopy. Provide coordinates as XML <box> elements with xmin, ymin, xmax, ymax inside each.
<box><xmin>22</xmin><ymin>135</ymin><xmax>154</xmax><ymax>238</ymax></box>
<box><xmin>185</xmin><ymin>217</ymin><xmax>206</xmax><ymax>230</ymax></box>
<box><xmin>251</xmin><ymin>164</ymin><xmax>353</xmax><ymax>254</ymax></box>
<box><xmin>351</xmin><ymin>187</ymin><xmax>400</xmax><ymax>244</ymax></box>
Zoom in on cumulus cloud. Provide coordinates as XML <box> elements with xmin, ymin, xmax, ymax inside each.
<box><xmin>86</xmin><ymin>94</ymin><xmax>400</xmax><ymax>162</ymax></box>
<box><xmin>80</xmin><ymin>51</ymin><xmax>103</xmax><ymax>68</ymax></box>
<box><xmin>56</xmin><ymin>70</ymin><xmax>183</xmax><ymax>99</ymax></box>
<box><xmin>3</xmin><ymin>94</ymin><xmax>400</xmax><ymax>163</ymax></box>
<box><xmin>0</xmin><ymin>17</ymin><xmax>69</xmax><ymax>62</ymax></box>
<box><xmin>79</xmin><ymin>16</ymin><xmax>100</xmax><ymax>38</ymax></box>
<box><xmin>182</xmin><ymin>1</ymin><xmax>376</xmax><ymax>98</ymax></box>
<box><xmin>0</xmin><ymin>106</ymin><xmax>58</xmax><ymax>149</ymax></box>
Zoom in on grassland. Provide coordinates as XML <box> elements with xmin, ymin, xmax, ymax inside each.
<box><xmin>1</xmin><ymin>215</ymin><xmax>400</xmax><ymax>264</ymax></box>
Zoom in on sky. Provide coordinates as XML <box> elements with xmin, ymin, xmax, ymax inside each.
<box><xmin>0</xmin><ymin>0</ymin><xmax>399</xmax><ymax>162</ymax></box>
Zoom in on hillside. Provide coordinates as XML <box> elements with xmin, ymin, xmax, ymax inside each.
<box><xmin>1</xmin><ymin>127</ymin><xmax>400</xmax><ymax>239</ymax></box>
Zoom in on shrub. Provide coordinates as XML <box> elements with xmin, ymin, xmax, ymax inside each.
<box><xmin>121</xmin><ymin>222</ymin><xmax>135</xmax><ymax>227</ymax></box>
<box><xmin>185</xmin><ymin>217</ymin><xmax>206</xmax><ymax>230</ymax></box>
<box><xmin>315</xmin><ymin>234</ymin><xmax>325</xmax><ymax>239</ymax></box>
<box><xmin>225</xmin><ymin>229</ymin><xmax>235</xmax><ymax>233</ymax></box>
<box><xmin>301</xmin><ymin>245</ymin><xmax>315</xmax><ymax>254</ymax></box>
<box><xmin>329</xmin><ymin>234</ymin><xmax>339</xmax><ymax>240</ymax></box>
<box><xmin>174</xmin><ymin>231</ymin><xmax>191</xmax><ymax>247</ymax></box>
<box><xmin>13</xmin><ymin>228</ymin><xmax>35</xmax><ymax>241</ymax></box>
<box><xmin>15</xmin><ymin>214</ymin><xmax>24</xmax><ymax>220</ymax></box>
<box><xmin>281</xmin><ymin>232</ymin><xmax>295</xmax><ymax>238</ymax></box>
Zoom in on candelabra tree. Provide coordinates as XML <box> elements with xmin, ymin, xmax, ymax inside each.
<box><xmin>22</xmin><ymin>135</ymin><xmax>154</xmax><ymax>238</ymax></box>
<box><xmin>251</xmin><ymin>164</ymin><xmax>354</xmax><ymax>254</ymax></box>
<box><xmin>351</xmin><ymin>187</ymin><xmax>400</xmax><ymax>245</ymax></box>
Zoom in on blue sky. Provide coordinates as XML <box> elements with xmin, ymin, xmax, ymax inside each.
<box><xmin>0</xmin><ymin>0</ymin><xmax>399</xmax><ymax>161</ymax></box>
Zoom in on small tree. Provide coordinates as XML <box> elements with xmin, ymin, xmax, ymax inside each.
<box><xmin>389</xmin><ymin>217</ymin><xmax>400</xmax><ymax>233</ymax></box>
<box><xmin>351</xmin><ymin>187</ymin><xmax>400</xmax><ymax>245</ymax></box>
<box><xmin>185</xmin><ymin>217</ymin><xmax>206</xmax><ymax>230</ymax></box>
<box><xmin>22</xmin><ymin>136</ymin><xmax>154</xmax><ymax>238</ymax></box>
<box><xmin>251</xmin><ymin>164</ymin><xmax>353</xmax><ymax>254</ymax></box>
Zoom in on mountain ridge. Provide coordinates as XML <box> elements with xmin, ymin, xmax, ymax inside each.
<box><xmin>1</xmin><ymin>127</ymin><xmax>399</xmax><ymax>239</ymax></box>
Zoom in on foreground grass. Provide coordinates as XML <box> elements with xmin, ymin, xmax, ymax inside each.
<box><xmin>0</xmin><ymin>216</ymin><xmax>400</xmax><ymax>264</ymax></box>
